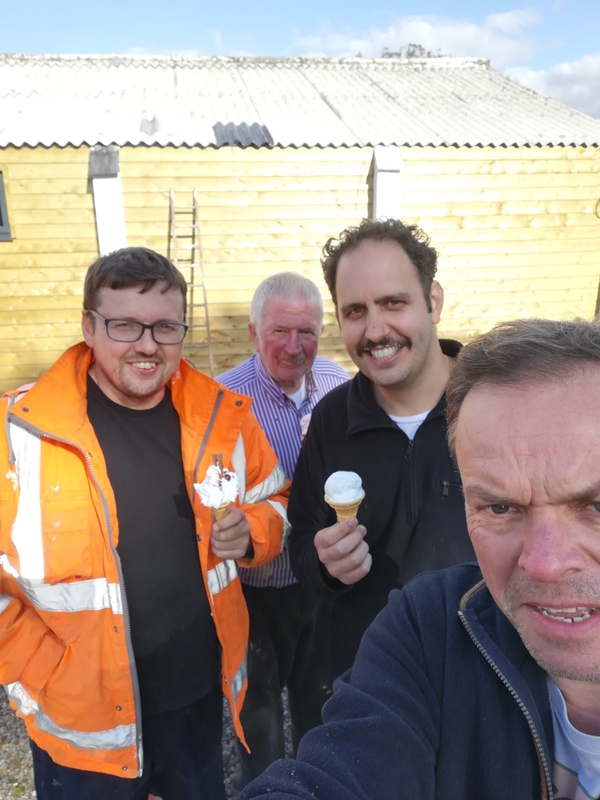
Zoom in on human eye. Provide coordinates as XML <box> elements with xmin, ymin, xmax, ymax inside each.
<box><xmin>588</xmin><ymin>501</ymin><xmax>600</xmax><ymax>513</ymax></box>
<box><xmin>112</xmin><ymin>320</ymin><xmax>138</xmax><ymax>332</ymax></box>
<box><xmin>345</xmin><ymin>306</ymin><xmax>364</xmax><ymax>318</ymax></box>
<box><xmin>488</xmin><ymin>504</ymin><xmax>512</xmax><ymax>515</ymax></box>
<box><xmin>156</xmin><ymin>322</ymin><xmax>178</xmax><ymax>333</ymax></box>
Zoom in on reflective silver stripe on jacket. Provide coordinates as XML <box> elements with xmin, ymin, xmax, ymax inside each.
<box><xmin>229</xmin><ymin>435</ymin><xmax>289</xmax><ymax>545</ymax></box>
<box><xmin>19</xmin><ymin>578</ymin><xmax>122</xmax><ymax>614</ymax></box>
<box><xmin>229</xmin><ymin>652</ymin><xmax>248</xmax><ymax>704</ymax></box>
<box><xmin>265</xmin><ymin>499</ymin><xmax>291</xmax><ymax>550</ymax></box>
<box><xmin>4</xmin><ymin>421</ymin><xmax>123</xmax><ymax>616</ymax></box>
<box><xmin>231</xmin><ymin>434</ymin><xmax>247</xmax><ymax>501</ymax></box>
<box><xmin>0</xmin><ymin>595</ymin><xmax>12</xmax><ymax>614</ymax></box>
<box><xmin>8</xmin><ymin>423</ymin><xmax>44</xmax><ymax>582</ymax></box>
<box><xmin>207</xmin><ymin>559</ymin><xmax>238</xmax><ymax>598</ymax></box>
<box><xmin>6</xmin><ymin>682</ymin><xmax>136</xmax><ymax>751</ymax></box>
<box><xmin>244</xmin><ymin>462</ymin><xmax>287</xmax><ymax>505</ymax></box>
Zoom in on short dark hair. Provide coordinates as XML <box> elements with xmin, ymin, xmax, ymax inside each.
<box><xmin>447</xmin><ymin>317</ymin><xmax>600</xmax><ymax>458</ymax></box>
<box><xmin>83</xmin><ymin>247</ymin><xmax>188</xmax><ymax>314</ymax></box>
<box><xmin>321</xmin><ymin>218</ymin><xmax>438</xmax><ymax>311</ymax></box>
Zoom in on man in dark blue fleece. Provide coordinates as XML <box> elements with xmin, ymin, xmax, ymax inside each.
<box><xmin>241</xmin><ymin>317</ymin><xmax>600</xmax><ymax>800</ymax></box>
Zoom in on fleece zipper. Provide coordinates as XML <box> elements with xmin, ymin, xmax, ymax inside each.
<box><xmin>458</xmin><ymin>608</ymin><xmax>553</xmax><ymax>800</ymax></box>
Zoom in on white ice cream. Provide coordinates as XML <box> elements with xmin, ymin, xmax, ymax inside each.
<box><xmin>195</xmin><ymin>464</ymin><xmax>239</xmax><ymax>508</ymax></box>
<box><xmin>324</xmin><ymin>471</ymin><xmax>363</xmax><ymax>504</ymax></box>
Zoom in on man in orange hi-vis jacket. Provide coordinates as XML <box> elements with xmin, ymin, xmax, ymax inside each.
<box><xmin>0</xmin><ymin>247</ymin><xmax>289</xmax><ymax>800</ymax></box>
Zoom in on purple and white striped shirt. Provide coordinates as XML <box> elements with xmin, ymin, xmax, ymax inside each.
<box><xmin>219</xmin><ymin>353</ymin><xmax>349</xmax><ymax>587</ymax></box>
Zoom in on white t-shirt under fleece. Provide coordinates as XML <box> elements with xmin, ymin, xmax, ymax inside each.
<box><xmin>549</xmin><ymin>679</ymin><xmax>600</xmax><ymax>800</ymax></box>
<box><xmin>388</xmin><ymin>410</ymin><xmax>430</xmax><ymax>440</ymax></box>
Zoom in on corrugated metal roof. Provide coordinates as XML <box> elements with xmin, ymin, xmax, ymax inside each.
<box><xmin>1</xmin><ymin>54</ymin><xmax>600</xmax><ymax>148</ymax></box>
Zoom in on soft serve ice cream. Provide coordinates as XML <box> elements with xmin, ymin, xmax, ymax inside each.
<box><xmin>195</xmin><ymin>454</ymin><xmax>239</xmax><ymax>520</ymax></box>
<box><xmin>324</xmin><ymin>471</ymin><xmax>365</xmax><ymax>521</ymax></box>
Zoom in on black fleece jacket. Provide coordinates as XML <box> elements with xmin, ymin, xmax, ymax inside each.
<box><xmin>288</xmin><ymin>339</ymin><xmax>475</xmax><ymax>675</ymax></box>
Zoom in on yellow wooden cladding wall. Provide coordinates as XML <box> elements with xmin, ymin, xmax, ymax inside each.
<box><xmin>119</xmin><ymin>145</ymin><xmax>372</xmax><ymax>375</ymax></box>
<box><xmin>398</xmin><ymin>146</ymin><xmax>600</xmax><ymax>342</ymax></box>
<box><xmin>0</xmin><ymin>143</ymin><xmax>598</xmax><ymax>392</ymax></box>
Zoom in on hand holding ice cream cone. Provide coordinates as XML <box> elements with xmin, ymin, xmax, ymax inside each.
<box><xmin>314</xmin><ymin>471</ymin><xmax>371</xmax><ymax>585</ymax></box>
<box><xmin>194</xmin><ymin>454</ymin><xmax>251</xmax><ymax>560</ymax></box>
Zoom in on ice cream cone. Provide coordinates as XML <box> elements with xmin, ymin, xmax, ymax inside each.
<box><xmin>325</xmin><ymin>491</ymin><xmax>365</xmax><ymax>522</ymax></box>
<box><xmin>213</xmin><ymin>503</ymin><xmax>230</xmax><ymax>521</ymax></box>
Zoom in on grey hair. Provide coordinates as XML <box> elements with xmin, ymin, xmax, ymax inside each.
<box><xmin>250</xmin><ymin>272</ymin><xmax>324</xmax><ymax>330</ymax></box>
<box><xmin>447</xmin><ymin>318</ymin><xmax>600</xmax><ymax>458</ymax></box>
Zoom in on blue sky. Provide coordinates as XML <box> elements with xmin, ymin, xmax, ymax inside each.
<box><xmin>2</xmin><ymin>2</ymin><xmax>599</xmax><ymax>116</ymax></box>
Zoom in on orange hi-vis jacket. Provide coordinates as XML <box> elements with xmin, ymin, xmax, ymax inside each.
<box><xmin>0</xmin><ymin>343</ymin><xmax>290</xmax><ymax>777</ymax></box>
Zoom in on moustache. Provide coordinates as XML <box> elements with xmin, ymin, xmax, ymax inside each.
<box><xmin>357</xmin><ymin>336</ymin><xmax>411</xmax><ymax>357</ymax></box>
<box><xmin>506</xmin><ymin>572</ymin><xmax>600</xmax><ymax>609</ymax></box>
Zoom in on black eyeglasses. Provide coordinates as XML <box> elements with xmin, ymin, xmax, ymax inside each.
<box><xmin>86</xmin><ymin>309</ymin><xmax>188</xmax><ymax>345</ymax></box>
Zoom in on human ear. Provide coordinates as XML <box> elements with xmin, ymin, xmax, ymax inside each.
<box><xmin>430</xmin><ymin>281</ymin><xmax>444</xmax><ymax>324</ymax></box>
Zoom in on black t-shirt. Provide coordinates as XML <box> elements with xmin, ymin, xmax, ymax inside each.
<box><xmin>86</xmin><ymin>376</ymin><xmax>220</xmax><ymax>715</ymax></box>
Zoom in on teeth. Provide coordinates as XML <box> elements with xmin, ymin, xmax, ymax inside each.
<box><xmin>537</xmin><ymin>606</ymin><xmax>595</xmax><ymax>623</ymax></box>
<box><xmin>370</xmin><ymin>346</ymin><xmax>399</xmax><ymax>360</ymax></box>
<box><xmin>132</xmin><ymin>362</ymin><xmax>156</xmax><ymax>370</ymax></box>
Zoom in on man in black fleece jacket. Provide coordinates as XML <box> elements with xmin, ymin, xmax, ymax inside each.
<box><xmin>289</xmin><ymin>218</ymin><xmax>474</xmax><ymax>684</ymax></box>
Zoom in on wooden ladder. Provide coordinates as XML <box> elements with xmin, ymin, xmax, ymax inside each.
<box><xmin>169</xmin><ymin>190</ymin><xmax>215</xmax><ymax>377</ymax></box>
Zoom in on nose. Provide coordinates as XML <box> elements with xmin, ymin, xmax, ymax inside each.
<box><xmin>517</xmin><ymin>510</ymin><xmax>585</xmax><ymax>583</ymax></box>
<box><xmin>283</xmin><ymin>331</ymin><xmax>302</xmax><ymax>355</ymax></box>
<box><xmin>133</xmin><ymin>327</ymin><xmax>159</xmax><ymax>354</ymax></box>
<box><xmin>365</xmin><ymin>307</ymin><xmax>389</xmax><ymax>342</ymax></box>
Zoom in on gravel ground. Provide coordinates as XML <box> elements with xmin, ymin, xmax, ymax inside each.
<box><xmin>0</xmin><ymin>691</ymin><xmax>35</xmax><ymax>799</ymax></box>
<box><xmin>0</xmin><ymin>689</ymin><xmax>292</xmax><ymax>800</ymax></box>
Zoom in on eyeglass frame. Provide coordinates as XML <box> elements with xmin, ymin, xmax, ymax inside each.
<box><xmin>85</xmin><ymin>309</ymin><xmax>189</xmax><ymax>344</ymax></box>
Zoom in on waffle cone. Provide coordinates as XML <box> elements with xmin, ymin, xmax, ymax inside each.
<box><xmin>213</xmin><ymin>503</ymin><xmax>230</xmax><ymax>521</ymax></box>
<box><xmin>325</xmin><ymin>491</ymin><xmax>365</xmax><ymax>522</ymax></box>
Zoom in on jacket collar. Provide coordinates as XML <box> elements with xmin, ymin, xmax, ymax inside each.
<box><xmin>346</xmin><ymin>339</ymin><xmax>462</xmax><ymax>436</ymax></box>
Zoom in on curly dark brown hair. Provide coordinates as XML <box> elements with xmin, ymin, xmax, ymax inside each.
<box><xmin>321</xmin><ymin>218</ymin><xmax>438</xmax><ymax>311</ymax></box>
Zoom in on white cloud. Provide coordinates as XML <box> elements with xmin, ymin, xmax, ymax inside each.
<box><xmin>287</xmin><ymin>9</ymin><xmax>600</xmax><ymax>119</ymax></box>
<box><xmin>508</xmin><ymin>53</ymin><xmax>600</xmax><ymax>118</ymax></box>
<box><xmin>288</xmin><ymin>9</ymin><xmax>541</xmax><ymax>67</ymax></box>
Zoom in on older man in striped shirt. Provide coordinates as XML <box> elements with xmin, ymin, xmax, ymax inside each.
<box><xmin>219</xmin><ymin>272</ymin><xmax>348</xmax><ymax>789</ymax></box>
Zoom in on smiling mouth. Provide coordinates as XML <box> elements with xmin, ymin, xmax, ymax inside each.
<box><xmin>369</xmin><ymin>344</ymin><xmax>401</xmax><ymax>360</ymax></box>
<box><xmin>536</xmin><ymin>605</ymin><xmax>600</xmax><ymax>623</ymax></box>
<box><xmin>361</xmin><ymin>340</ymin><xmax>407</xmax><ymax>361</ymax></box>
<box><xmin>129</xmin><ymin>361</ymin><xmax>159</xmax><ymax>371</ymax></box>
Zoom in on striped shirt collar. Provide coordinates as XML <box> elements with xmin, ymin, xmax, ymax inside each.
<box><xmin>254</xmin><ymin>353</ymin><xmax>318</xmax><ymax>409</ymax></box>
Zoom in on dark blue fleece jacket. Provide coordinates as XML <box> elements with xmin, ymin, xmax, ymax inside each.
<box><xmin>240</xmin><ymin>564</ymin><xmax>556</xmax><ymax>800</ymax></box>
